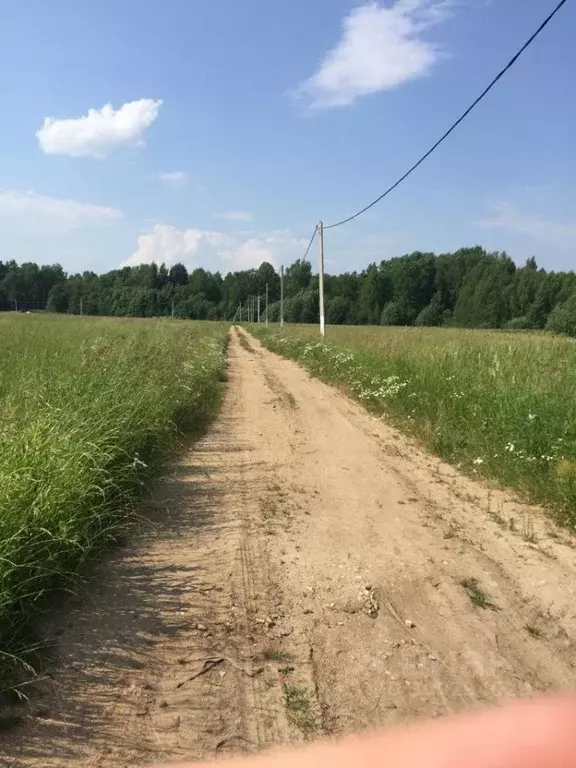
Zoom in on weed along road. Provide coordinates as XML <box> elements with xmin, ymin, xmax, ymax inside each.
<box><xmin>4</xmin><ymin>327</ymin><xmax>576</xmax><ymax>766</ymax></box>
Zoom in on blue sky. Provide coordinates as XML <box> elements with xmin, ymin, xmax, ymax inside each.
<box><xmin>0</xmin><ymin>0</ymin><xmax>574</xmax><ymax>275</ymax></box>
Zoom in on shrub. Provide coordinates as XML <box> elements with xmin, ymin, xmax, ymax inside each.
<box><xmin>506</xmin><ymin>316</ymin><xmax>534</xmax><ymax>330</ymax></box>
<box><xmin>547</xmin><ymin>293</ymin><xmax>576</xmax><ymax>337</ymax></box>
<box><xmin>415</xmin><ymin>294</ymin><xmax>444</xmax><ymax>326</ymax></box>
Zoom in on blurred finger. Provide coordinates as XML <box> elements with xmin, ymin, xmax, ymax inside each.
<box><xmin>151</xmin><ymin>695</ymin><xmax>576</xmax><ymax>768</ymax></box>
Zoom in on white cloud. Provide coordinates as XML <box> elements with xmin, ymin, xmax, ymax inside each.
<box><xmin>0</xmin><ymin>190</ymin><xmax>122</xmax><ymax>228</ymax></box>
<box><xmin>37</xmin><ymin>98</ymin><xmax>162</xmax><ymax>158</ymax></box>
<box><xmin>220</xmin><ymin>231</ymin><xmax>303</xmax><ymax>270</ymax></box>
<box><xmin>296</xmin><ymin>0</ymin><xmax>452</xmax><ymax>108</ymax></box>
<box><xmin>159</xmin><ymin>171</ymin><xmax>189</xmax><ymax>188</ymax></box>
<box><xmin>122</xmin><ymin>226</ymin><xmax>229</xmax><ymax>269</ymax></box>
<box><xmin>221</xmin><ymin>239</ymin><xmax>271</xmax><ymax>270</ymax></box>
<box><xmin>122</xmin><ymin>224</ymin><xmax>307</xmax><ymax>272</ymax></box>
<box><xmin>216</xmin><ymin>211</ymin><xmax>254</xmax><ymax>223</ymax></box>
<box><xmin>478</xmin><ymin>203</ymin><xmax>576</xmax><ymax>248</ymax></box>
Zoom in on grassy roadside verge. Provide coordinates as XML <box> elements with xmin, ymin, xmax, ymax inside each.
<box><xmin>0</xmin><ymin>315</ymin><xmax>228</xmax><ymax>690</ymax></box>
<box><xmin>250</xmin><ymin>324</ymin><xmax>576</xmax><ymax>528</ymax></box>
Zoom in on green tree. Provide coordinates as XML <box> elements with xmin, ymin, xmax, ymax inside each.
<box><xmin>454</xmin><ymin>253</ymin><xmax>516</xmax><ymax>328</ymax></box>
<box><xmin>169</xmin><ymin>263</ymin><xmax>188</xmax><ymax>286</ymax></box>
<box><xmin>326</xmin><ymin>296</ymin><xmax>350</xmax><ymax>325</ymax></box>
<box><xmin>46</xmin><ymin>284</ymin><xmax>69</xmax><ymax>313</ymax></box>
<box><xmin>257</xmin><ymin>262</ymin><xmax>278</xmax><ymax>300</ymax></box>
<box><xmin>356</xmin><ymin>264</ymin><xmax>390</xmax><ymax>324</ymax></box>
<box><xmin>285</xmin><ymin>260</ymin><xmax>312</xmax><ymax>298</ymax></box>
<box><xmin>1</xmin><ymin>271</ymin><xmax>22</xmax><ymax>309</ymax></box>
<box><xmin>380</xmin><ymin>300</ymin><xmax>411</xmax><ymax>326</ymax></box>
<box><xmin>300</xmin><ymin>288</ymin><xmax>319</xmax><ymax>324</ymax></box>
<box><xmin>386</xmin><ymin>252</ymin><xmax>436</xmax><ymax>322</ymax></box>
<box><xmin>547</xmin><ymin>292</ymin><xmax>576</xmax><ymax>337</ymax></box>
<box><xmin>415</xmin><ymin>293</ymin><xmax>444</xmax><ymax>326</ymax></box>
<box><xmin>435</xmin><ymin>247</ymin><xmax>485</xmax><ymax>312</ymax></box>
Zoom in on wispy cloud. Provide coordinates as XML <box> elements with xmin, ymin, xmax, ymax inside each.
<box><xmin>159</xmin><ymin>171</ymin><xmax>189</xmax><ymax>188</ymax></box>
<box><xmin>37</xmin><ymin>98</ymin><xmax>162</xmax><ymax>158</ymax></box>
<box><xmin>478</xmin><ymin>202</ymin><xmax>576</xmax><ymax>248</ymax></box>
<box><xmin>0</xmin><ymin>189</ymin><xmax>122</xmax><ymax>228</ymax></box>
<box><xmin>216</xmin><ymin>211</ymin><xmax>254</xmax><ymax>223</ymax></box>
<box><xmin>295</xmin><ymin>0</ymin><xmax>453</xmax><ymax>108</ymax></box>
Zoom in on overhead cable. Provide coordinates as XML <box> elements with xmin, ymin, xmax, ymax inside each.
<box><xmin>301</xmin><ymin>226</ymin><xmax>318</xmax><ymax>261</ymax></box>
<box><xmin>324</xmin><ymin>0</ymin><xmax>569</xmax><ymax>231</ymax></box>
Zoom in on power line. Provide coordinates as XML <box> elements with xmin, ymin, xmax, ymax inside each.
<box><xmin>324</xmin><ymin>0</ymin><xmax>569</xmax><ymax>231</ymax></box>
<box><xmin>301</xmin><ymin>226</ymin><xmax>318</xmax><ymax>261</ymax></box>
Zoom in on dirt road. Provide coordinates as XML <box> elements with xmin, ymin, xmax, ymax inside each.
<box><xmin>4</xmin><ymin>328</ymin><xmax>576</xmax><ymax>766</ymax></box>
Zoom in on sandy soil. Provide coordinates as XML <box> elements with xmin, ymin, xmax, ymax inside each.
<box><xmin>3</xmin><ymin>327</ymin><xmax>576</xmax><ymax>766</ymax></box>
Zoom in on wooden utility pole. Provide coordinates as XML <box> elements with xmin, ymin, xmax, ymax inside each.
<box><xmin>265</xmin><ymin>283</ymin><xmax>269</xmax><ymax>326</ymax></box>
<box><xmin>257</xmin><ymin>294</ymin><xmax>261</xmax><ymax>323</ymax></box>
<box><xmin>280</xmin><ymin>267</ymin><xmax>284</xmax><ymax>327</ymax></box>
<box><xmin>318</xmin><ymin>222</ymin><xmax>325</xmax><ymax>337</ymax></box>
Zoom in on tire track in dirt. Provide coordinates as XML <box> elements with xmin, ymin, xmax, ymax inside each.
<box><xmin>0</xmin><ymin>331</ymin><xmax>314</xmax><ymax>767</ymax></box>
<box><xmin>4</xmin><ymin>327</ymin><xmax>576</xmax><ymax>765</ymax></box>
<box><xmin>238</xmin><ymin>327</ymin><xmax>576</xmax><ymax>735</ymax></box>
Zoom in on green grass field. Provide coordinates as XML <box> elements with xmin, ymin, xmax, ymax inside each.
<box><xmin>251</xmin><ymin>324</ymin><xmax>576</xmax><ymax>527</ymax></box>
<box><xmin>0</xmin><ymin>314</ymin><xmax>227</xmax><ymax>685</ymax></box>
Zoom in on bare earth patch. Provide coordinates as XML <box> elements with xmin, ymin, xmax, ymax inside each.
<box><xmin>3</xmin><ymin>327</ymin><xmax>576</xmax><ymax>765</ymax></box>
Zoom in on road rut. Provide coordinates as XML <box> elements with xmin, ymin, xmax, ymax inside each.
<box><xmin>3</xmin><ymin>327</ymin><xmax>576</xmax><ymax>766</ymax></box>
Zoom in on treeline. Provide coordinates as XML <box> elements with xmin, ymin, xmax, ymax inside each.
<box><xmin>1</xmin><ymin>247</ymin><xmax>576</xmax><ymax>334</ymax></box>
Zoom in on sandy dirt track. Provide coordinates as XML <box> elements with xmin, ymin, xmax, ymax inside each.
<box><xmin>3</xmin><ymin>327</ymin><xmax>576</xmax><ymax>766</ymax></box>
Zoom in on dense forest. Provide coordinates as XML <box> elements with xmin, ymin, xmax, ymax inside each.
<box><xmin>2</xmin><ymin>246</ymin><xmax>576</xmax><ymax>335</ymax></box>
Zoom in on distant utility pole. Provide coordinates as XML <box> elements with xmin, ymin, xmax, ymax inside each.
<box><xmin>265</xmin><ymin>283</ymin><xmax>269</xmax><ymax>327</ymax></box>
<box><xmin>171</xmin><ymin>299</ymin><xmax>175</xmax><ymax>319</ymax></box>
<box><xmin>280</xmin><ymin>266</ymin><xmax>285</xmax><ymax>327</ymax></box>
<box><xmin>257</xmin><ymin>294</ymin><xmax>261</xmax><ymax>323</ymax></box>
<box><xmin>318</xmin><ymin>221</ymin><xmax>325</xmax><ymax>337</ymax></box>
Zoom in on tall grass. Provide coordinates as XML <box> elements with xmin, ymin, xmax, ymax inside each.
<box><xmin>251</xmin><ymin>325</ymin><xmax>576</xmax><ymax>527</ymax></box>
<box><xmin>0</xmin><ymin>315</ymin><xmax>228</xmax><ymax>685</ymax></box>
